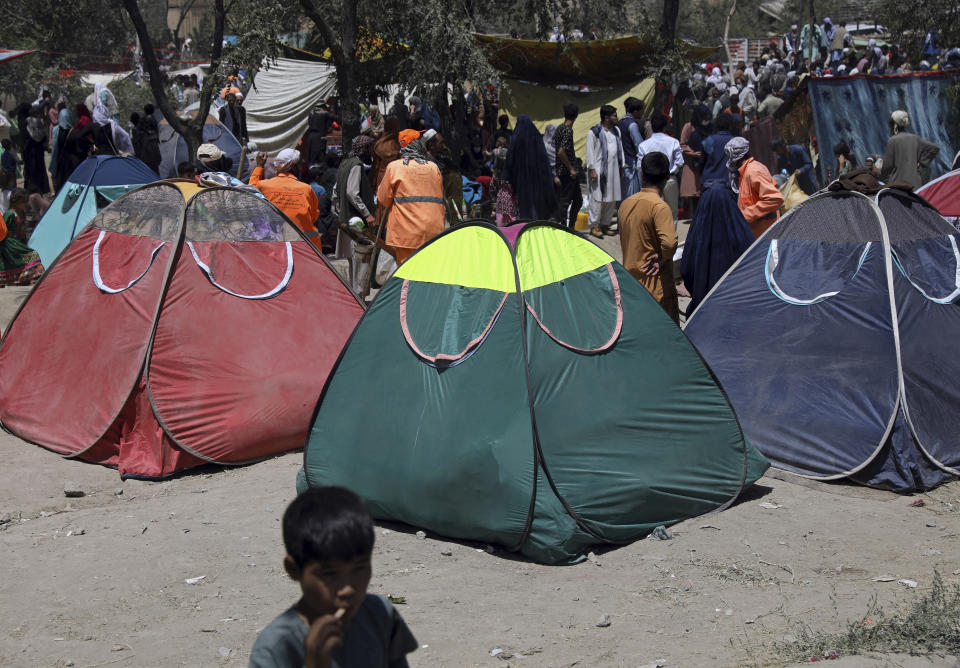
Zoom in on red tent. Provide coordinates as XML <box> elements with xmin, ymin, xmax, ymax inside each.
<box><xmin>0</xmin><ymin>181</ymin><xmax>364</xmax><ymax>479</ymax></box>
<box><xmin>918</xmin><ymin>169</ymin><xmax>960</xmax><ymax>219</ymax></box>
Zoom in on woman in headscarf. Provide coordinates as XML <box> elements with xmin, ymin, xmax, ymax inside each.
<box><xmin>500</xmin><ymin>115</ymin><xmax>557</xmax><ymax>221</ymax></box>
<box><xmin>680</xmin><ymin>104</ymin><xmax>711</xmax><ymax>218</ymax></box>
<box><xmin>366</xmin><ymin>104</ymin><xmax>385</xmax><ymax>136</ymax></box>
<box><xmin>61</xmin><ymin>104</ymin><xmax>94</xmax><ymax>179</ymax></box>
<box><xmin>725</xmin><ymin>136</ymin><xmax>783</xmax><ymax>238</ymax></box>
<box><xmin>681</xmin><ymin>181</ymin><xmax>755</xmax><ymax>315</ymax></box>
<box><xmin>50</xmin><ymin>106</ymin><xmax>75</xmax><ymax>193</ymax></box>
<box><xmin>22</xmin><ymin>106</ymin><xmax>50</xmax><ymax>195</ymax></box>
<box><xmin>0</xmin><ymin>189</ymin><xmax>44</xmax><ymax>285</ymax></box>
<box><xmin>88</xmin><ymin>105</ymin><xmax>135</xmax><ymax>156</ymax></box>
<box><xmin>542</xmin><ymin>123</ymin><xmax>557</xmax><ymax>172</ymax></box>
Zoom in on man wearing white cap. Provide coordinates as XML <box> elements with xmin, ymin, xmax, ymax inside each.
<box><xmin>879</xmin><ymin>110</ymin><xmax>940</xmax><ymax>188</ymax></box>
<box><xmin>250</xmin><ymin>148</ymin><xmax>321</xmax><ymax>246</ymax></box>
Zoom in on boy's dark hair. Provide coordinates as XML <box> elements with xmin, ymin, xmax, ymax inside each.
<box><xmin>283</xmin><ymin>486</ymin><xmax>375</xmax><ymax>568</ymax></box>
<box><xmin>177</xmin><ymin>161</ymin><xmax>196</xmax><ymax>177</ymax></box>
<box><xmin>640</xmin><ymin>152</ymin><xmax>670</xmax><ymax>186</ymax></box>
<box><xmin>650</xmin><ymin>113</ymin><xmax>669</xmax><ymax>133</ymax></box>
<box><xmin>599</xmin><ymin>104</ymin><xmax>616</xmax><ymax>121</ymax></box>
<box><xmin>144</xmin><ymin>103</ymin><xmax>155</xmax><ymax>116</ymax></box>
<box><xmin>308</xmin><ymin>164</ymin><xmax>323</xmax><ymax>182</ymax></box>
<box><xmin>130</xmin><ymin>112</ymin><xmax>140</xmax><ymax>126</ymax></box>
<box><xmin>563</xmin><ymin>102</ymin><xmax>579</xmax><ymax>120</ymax></box>
<box><xmin>9</xmin><ymin>187</ymin><xmax>28</xmax><ymax>206</ymax></box>
<box><xmin>714</xmin><ymin>112</ymin><xmax>734</xmax><ymax>133</ymax></box>
<box><xmin>624</xmin><ymin>96</ymin><xmax>643</xmax><ymax>115</ymax></box>
<box><xmin>770</xmin><ymin>136</ymin><xmax>786</xmax><ymax>152</ymax></box>
<box><xmin>324</xmin><ymin>153</ymin><xmax>340</xmax><ymax>168</ymax></box>
<box><xmin>1</xmin><ymin>138</ymin><xmax>11</xmax><ymax>149</ymax></box>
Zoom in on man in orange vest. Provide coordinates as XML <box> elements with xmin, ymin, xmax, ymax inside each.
<box><xmin>250</xmin><ymin>148</ymin><xmax>321</xmax><ymax>248</ymax></box>
<box><xmin>377</xmin><ymin>129</ymin><xmax>445</xmax><ymax>264</ymax></box>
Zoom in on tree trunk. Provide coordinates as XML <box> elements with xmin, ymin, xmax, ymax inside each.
<box><xmin>723</xmin><ymin>0</ymin><xmax>737</xmax><ymax>65</ymax></box>
<box><xmin>301</xmin><ymin>0</ymin><xmax>361</xmax><ymax>152</ymax></box>
<box><xmin>121</xmin><ymin>0</ymin><xmax>224</xmax><ymax>170</ymax></box>
<box><xmin>660</xmin><ymin>0</ymin><xmax>680</xmax><ymax>51</ymax></box>
<box><xmin>808</xmin><ymin>0</ymin><xmax>816</xmax><ymax>62</ymax></box>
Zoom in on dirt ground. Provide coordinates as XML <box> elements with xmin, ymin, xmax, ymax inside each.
<box><xmin>2</xmin><ymin>229</ymin><xmax>960</xmax><ymax>668</ymax></box>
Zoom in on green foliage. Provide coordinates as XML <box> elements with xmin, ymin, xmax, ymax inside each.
<box><xmin>876</xmin><ymin>0</ymin><xmax>960</xmax><ymax>62</ymax></box>
<box><xmin>774</xmin><ymin>572</ymin><xmax>960</xmax><ymax>662</ymax></box>
<box><xmin>111</xmin><ymin>76</ymin><xmax>160</xmax><ymax>126</ymax></box>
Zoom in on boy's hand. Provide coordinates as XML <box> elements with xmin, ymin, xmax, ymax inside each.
<box><xmin>304</xmin><ymin>609</ymin><xmax>345</xmax><ymax>668</ymax></box>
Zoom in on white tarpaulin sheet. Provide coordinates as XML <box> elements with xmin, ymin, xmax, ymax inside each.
<box><xmin>244</xmin><ymin>57</ymin><xmax>337</xmax><ymax>153</ymax></box>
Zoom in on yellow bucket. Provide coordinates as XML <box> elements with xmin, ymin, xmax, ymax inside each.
<box><xmin>575</xmin><ymin>210</ymin><xmax>589</xmax><ymax>231</ymax></box>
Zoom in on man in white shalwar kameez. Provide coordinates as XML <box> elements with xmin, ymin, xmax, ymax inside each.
<box><xmin>586</xmin><ymin>104</ymin><xmax>625</xmax><ymax>237</ymax></box>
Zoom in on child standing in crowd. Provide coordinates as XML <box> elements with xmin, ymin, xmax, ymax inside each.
<box><xmin>248</xmin><ymin>487</ymin><xmax>418</xmax><ymax>668</ymax></box>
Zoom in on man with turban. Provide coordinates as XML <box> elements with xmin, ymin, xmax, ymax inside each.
<box><xmin>879</xmin><ymin>110</ymin><xmax>940</xmax><ymax>188</ymax></box>
<box><xmin>250</xmin><ymin>147</ymin><xmax>321</xmax><ymax>246</ymax></box>
<box><xmin>376</xmin><ymin>129</ymin><xmax>444</xmax><ymax>264</ymax></box>
<box><xmin>725</xmin><ymin>136</ymin><xmax>783</xmax><ymax>238</ymax></box>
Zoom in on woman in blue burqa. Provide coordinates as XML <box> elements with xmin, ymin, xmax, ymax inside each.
<box><xmin>501</xmin><ymin>115</ymin><xmax>557</xmax><ymax>220</ymax></box>
<box><xmin>681</xmin><ymin>183</ymin><xmax>755</xmax><ymax>315</ymax></box>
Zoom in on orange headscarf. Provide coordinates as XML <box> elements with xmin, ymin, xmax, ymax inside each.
<box><xmin>398</xmin><ymin>129</ymin><xmax>423</xmax><ymax>148</ymax></box>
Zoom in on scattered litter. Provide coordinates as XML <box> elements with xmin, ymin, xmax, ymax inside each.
<box><xmin>114</xmin><ymin>488</ymin><xmax>123</xmax><ymax>496</ymax></box>
<box><xmin>485</xmin><ymin>545</ymin><xmax>495</xmax><ymax>554</ymax></box>
<box><xmin>415</xmin><ymin>530</ymin><xmax>426</xmax><ymax>540</ymax></box>
<box><xmin>953</xmin><ymin>569</ymin><xmax>960</xmax><ymax>576</ymax></box>
<box><xmin>421</xmin><ymin>644</ymin><xmax>428</xmax><ymax>649</ymax></box>
<box><xmin>247</xmin><ymin>563</ymin><xmax>256</xmax><ymax>567</ymax></box>
<box><xmin>182</xmin><ymin>529</ymin><xmax>190</xmax><ymax>534</ymax></box>
<box><xmin>587</xmin><ymin>551</ymin><xmax>600</xmax><ymax>565</ymax></box>
<box><xmin>218</xmin><ymin>647</ymin><xmax>231</xmax><ymax>658</ymax></box>
<box><xmin>898</xmin><ymin>579</ymin><xmax>918</xmax><ymax>588</ymax></box>
<box><xmin>66</xmin><ymin>529</ymin><xmax>85</xmax><ymax>537</ymax></box>
<box><xmin>65</xmin><ymin>662</ymin><xmax>74</xmax><ymax>667</ymax></box>
<box><xmin>637</xmin><ymin>660</ymin><xmax>666</xmax><ymax>667</ymax></box>
<box><xmin>922</xmin><ymin>549</ymin><xmax>941</xmax><ymax>556</ymax></box>
<box><xmin>440</xmin><ymin>549</ymin><xmax>453</xmax><ymax>556</ymax></box>
<box><xmin>909</xmin><ymin>499</ymin><xmax>925</xmax><ymax>507</ymax></box>
<box><xmin>491</xmin><ymin>648</ymin><xmax>504</xmax><ymax>656</ymax></box>
<box><xmin>200</xmin><ymin>628</ymin><xmax>216</xmax><ymax>633</ymax></box>
<box><xmin>387</xmin><ymin>595</ymin><xmax>406</xmax><ymax>604</ymax></box>
<box><xmin>871</xmin><ymin>576</ymin><xmax>896</xmax><ymax>582</ymax></box>
<box><xmin>141</xmin><ymin>525</ymin><xmax>148</xmax><ymax>535</ymax></box>
<box><xmin>185</xmin><ymin>575</ymin><xmax>206</xmax><ymax>585</ymax></box>
<box><xmin>381</xmin><ymin>529</ymin><xmax>391</xmax><ymax>535</ymax></box>
<box><xmin>648</xmin><ymin>526</ymin><xmax>673</xmax><ymax>541</ymax></box>
<box><xmin>596</xmin><ymin>614</ymin><xmax>612</xmax><ymax>627</ymax></box>
<box><xmin>699</xmin><ymin>524</ymin><xmax>721</xmax><ymax>530</ymax></box>
<box><xmin>63</xmin><ymin>483</ymin><xmax>84</xmax><ymax>498</ymax></box>
<box><xmin>111</xmin><ymin>645</ymin><xmax>129</xmax><ymax>652</ymax></box>
<box><xmin>926</xmin><ymin>522</ymin><xmax>937</xmax><ymax>528</ymax></box>
<box><xmin>725</xmin><ymin>609</ymin><xmax>733</xmax><ymax>616</ymax></box>
<box><xmin>758</xmin><ymin>502</ymin><xmax>782</xmax><ymax>510</ymax></box>
<box><xmin>219</xmin><ymin>618</ymin><xmax>237</xmax><ymax>623</ymax></box>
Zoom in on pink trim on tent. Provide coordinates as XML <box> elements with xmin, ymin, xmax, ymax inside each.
<box><xmin>524</xmin><ymin>263</ymin><xmax>623</xmax><ymax>354</ymax></box>
<box><xmin>400</xmin><ymin>279</ymin><xmax>509</xmax><ymax>365</ymax></box>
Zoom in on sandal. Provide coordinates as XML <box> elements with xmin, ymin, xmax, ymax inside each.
<box><xmin>589</xmin><ymin>227</ymin><xmax>604</xmax><ymax>238</ymax></box>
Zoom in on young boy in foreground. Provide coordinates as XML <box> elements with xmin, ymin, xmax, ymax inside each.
<box><xmin>249</xmin><ymin>487</ymin><xmax>417</xmax><ymax>668</ymax></box>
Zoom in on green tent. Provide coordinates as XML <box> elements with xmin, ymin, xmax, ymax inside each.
<box><xmin>303</xmin><ymin>222</ymin><xmax>768</xmax><ymax>564</ymax></box>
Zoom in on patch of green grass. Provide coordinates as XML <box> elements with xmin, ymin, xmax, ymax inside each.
<box><xmin>774</xmin><ymin>572</ymin><xmax>960</xmax><ymax>662</ymax></box>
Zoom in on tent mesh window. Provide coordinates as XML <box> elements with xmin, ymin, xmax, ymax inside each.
<box><xmin>879</xmin><ymin>190</ymin><xmax>956</xmax><ymax>242</ymax></box>
<box><xmin>91</xmin><ymin>185</ymin><xmax>183</xmax><ymax>242</ymax></box>
<box><xmin>770</xmin><ymin>194</ymin><xmax>882</xmax><ymax>243</ymax></box>
<box><xmin>186</xmin><ymin>189</ymin><xmax>302</xmax><ymax>242</ymax></box>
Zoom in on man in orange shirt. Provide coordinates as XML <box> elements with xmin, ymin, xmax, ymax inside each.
<box><xmin>377</xmin><ymin>129</ymin><xmax>444</xmax><ymax>264</ymax></box>
<box><xmin>250</xmin><ymin>148</ymin><xmax>321</xmax><ymax>247</ymax></box>
<box><xmin>724</xmin><ymin>137</ymin><xmax>783</xmax><ymax>238</ymax></box>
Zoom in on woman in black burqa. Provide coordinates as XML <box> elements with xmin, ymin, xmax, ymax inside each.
<box><xmin>501</xmin><ymin>114</ymin><xmax>557</xmax><ymax>220</ymax></box>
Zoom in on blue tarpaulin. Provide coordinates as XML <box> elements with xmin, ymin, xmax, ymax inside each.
<box><xmin>808</xmin><ymin>72</ymin><xmax>959</xmax><ymax>186</ymax></box>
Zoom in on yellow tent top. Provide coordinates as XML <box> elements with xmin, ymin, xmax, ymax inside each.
<box><xmin>498</xmin><ymin>78</ymin><xmax>656</xmax><ymax>158</ymax></box>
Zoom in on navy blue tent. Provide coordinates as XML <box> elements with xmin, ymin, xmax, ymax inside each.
<box><xmin>685</xmin><ymin>188</ymin><xmax>960</xmax><ymax>492</ymax></box>
<box><xmin>28</xmin><ymin>155</ymin><xmax>158</xmax><ymax>267</ymax></box>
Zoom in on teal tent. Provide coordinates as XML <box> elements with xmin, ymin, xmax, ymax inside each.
<box><xmin>303</xmin><ymin>222</ymin><xmax>768</xmax><ymax>565</ymax></box>
<box><xmin>29</xmin><ymin>156</ymin><xmax>158</xmax><ymax>267</ymax></box>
